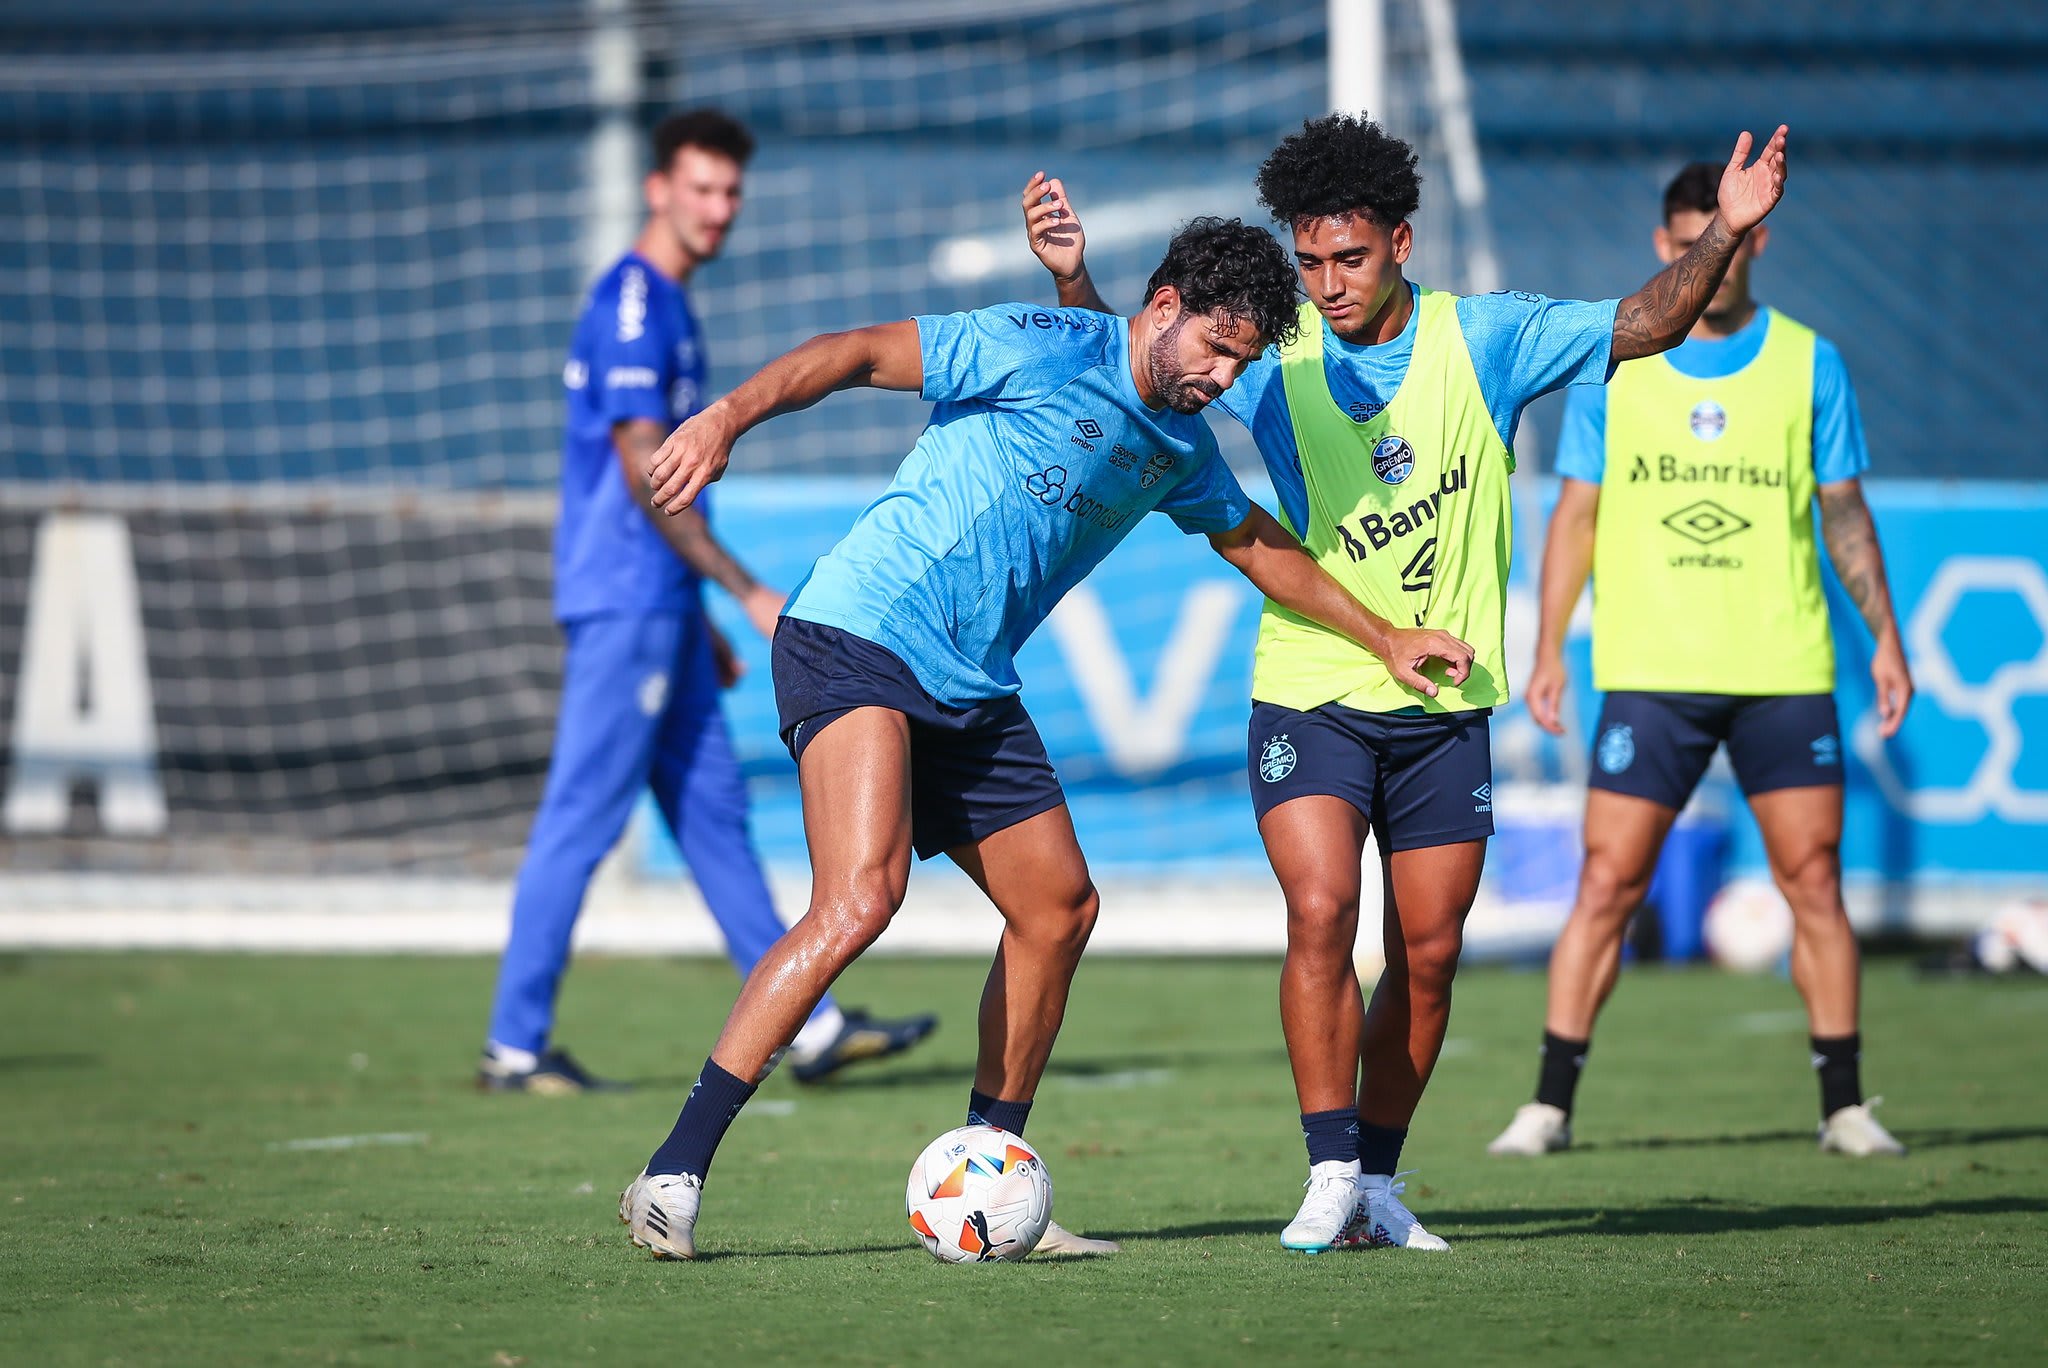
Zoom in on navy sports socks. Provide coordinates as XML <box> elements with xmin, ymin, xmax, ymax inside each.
<box><xmin>647</xmin><ymin>1058</ymin><xmax>756</xmax><ymax>1179</ymax></box>
<box><xmin>1535</xmin><ymin>1030</ymin><xmax>1591</xmax><ymax>1115</ymax></box>
<box><xmin>1300</xmin><ymin>1107</ymin><xmax>1361</xmax><ymax>1167</ymax></box>
<box><xmin>1811</xmin><ymin>1033</ymin><xmax>1863</xmax><ymax>1119</ymax></box>
<box><xmin>1357</xmin><ymin>1121</ymin><xmax>1408</xmax><ymax>1176</ymax></box>
<box><xmin>968</xmin><ymin>1088</ymin><xmax>1032</xmax><ymax>1136</ymax></box>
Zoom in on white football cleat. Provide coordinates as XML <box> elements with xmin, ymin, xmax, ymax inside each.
<box><xmin>1357</xmin><ymin>1171</ymin><xmax>1450</xmax><ymax>1251</ymax></box>
<box><xmin>1032</xmin><ymin>1220</ymin><xmax>1120</xmax><ymax>1256</ymax></box>
<box><xmin>1488</xmin><ymin>1102</ymin><xmax>1573</xmax><ymax>1157</ymax></box>
<box><xmin>1280</xmin><ymin>1159</ymin><xmax>1364</xmax><ymax>1252</ymax></box>
<box><xmin>1819</xmin><ymin>1099</ymin><xmax>1907</xmax><ymax>1157</ymax></box>
<box><xmin>622</xmin><ymin>1170</ymin><xmax>703</xmax><ymax>1259</ymax></box>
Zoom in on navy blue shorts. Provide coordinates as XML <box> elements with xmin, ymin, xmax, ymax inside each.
<box><xmin>771</xmin><ymin>616</ymin><xmax>1066</xmax><ymax>861</ymax></box>
<box><xmin>1247</xmin><ymin>701</ymin><xmax>1495</xmax><ymax>853</ymax></box>
<box><xmin>1589</xmin><ymin>691</ymin><xmax>1843</xmax><ymax>809</ymax></box>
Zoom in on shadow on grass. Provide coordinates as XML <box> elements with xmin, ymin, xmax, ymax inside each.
<box><xmin>776</xmin><ymin>1044</ymin><xmax>1289</xmax><ymax>1094</ymax></box>
<box><xmin>1572</xmin><ymin>1123</ymin><xmax>2048</xmax><ymax>1153</ymax></box>
<box><xmin>1446</xmin><ymin>1193</ymin><xmax>2048</xmax><ymax>1240</ymax></box>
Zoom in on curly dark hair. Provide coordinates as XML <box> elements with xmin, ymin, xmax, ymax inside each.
<box><xmin>1255</xmin><ymin>113</ymin><xmax>1421</xmax><ymax>228</ymax></box>
<box><xmin>651</xmin><ymin>108</ymin><xmax>755</xmax><ymax>172</ymax></box>
<box><xmin>1662</xmin><ymin>161</ymin><xmax>1721</xmax><ymax>223</ymax></box>
<box><xmin>1144</xmin><ymin>217</ymin><xmax>1301</xmax><ymax>348</ymax></box>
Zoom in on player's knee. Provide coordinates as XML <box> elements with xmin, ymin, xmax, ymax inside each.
<box><xmin>1043</xmin><ymin>881</ymin><xmax>1100</xmax><ymax>958</ymax></box>
<box><xmin>1284</xmin><ymin>888</ymin><xmax>1360</xmax><ymax>955</ymax></box>
<box><xmin>1775</xmin><ymin>847</ymin><xmax>1842</xmax><ymax>916</ymax></box>
<box><xmin>1401</xmin><ymin>922</ymin><xmax>1465</xmax><ymax>994</ymax></box>
<box><xmin>810</xmin><ymin>872</ymin><xmax>906</xmax><ymax>956</ymax></box>
<box><xmin>1577</xmin><ymin>849</ymin><xmax>1652</xmax><ymax>920</ymax></box>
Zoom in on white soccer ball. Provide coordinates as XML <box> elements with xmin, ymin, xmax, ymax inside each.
<box><xmin>905</xmin><ymin>1125</ymin><xmax>1052</xmax><ymax>1263</ymax></box>
<box><xmin>1975</xmin><ymin>897</ymin><xmax>2048</xmax><ymax>973</ymax></box>
<box><xmin>1703</xmin><ymin>878</ymin><xmax>1794</xmax><ymax>974</ymax></box>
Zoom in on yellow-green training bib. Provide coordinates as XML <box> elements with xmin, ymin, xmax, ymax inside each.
<box><xmin>1592</xmin><ymin>308</ymin><xmax>1833</xmax><ymax>695</ymax></box>
<box><xmin>1252</xmin><ymin>290</ymin><xmax>1514</xmax><ymax>713</ymax></box>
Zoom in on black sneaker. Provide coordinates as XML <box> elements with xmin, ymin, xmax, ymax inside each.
<box><xmin>475</xmin><ymin>1045</ymin><xmax>630</xmax><ymax>1095</ymax></box>
<box><xmin>789</xmin><ymin>1008</ymin><xmax>938</xmax><ymax>1084</ymax></box>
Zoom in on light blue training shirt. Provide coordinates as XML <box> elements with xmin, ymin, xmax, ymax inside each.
<box><xmin>1214</xmin><ymin>284</ymin><xmax>1620</xmax><ymax>531</ymax></box>
<box><xmin>787</xmin><ymin>305</ymin><xmax>1254</xmax><ymax>705</ymax></box>
<box><xmin>1551</xmin><ymin>306</ymin><xmax>1870</xmax><ymax>484</ymax></box>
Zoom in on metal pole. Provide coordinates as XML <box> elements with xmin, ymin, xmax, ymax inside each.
<box><xmin>1329</xmin><ymin>0</ymin><xmax>1386</xmax><ymax>119</ymax></box>
<box><xmin>585</xmin><ymin>0</ymin><xmax>643</xmax><ymax>281</ymax></box>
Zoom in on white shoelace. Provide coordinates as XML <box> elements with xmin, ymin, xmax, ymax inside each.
<box><xmin>1367</xmin><ymin>1169</ymin><xmax>1423</xmax><ymax>1222</ymax></box>
<box><xmin>1298</xmin><ymin>1171</ymin><xmax>1358</xmax><ymax>1225</ymax></box>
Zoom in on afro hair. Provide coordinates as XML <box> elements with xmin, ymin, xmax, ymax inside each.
<box><xmin>1255</xmin><ymin>113</ymin><xmax>1421</xmax><ymax>228</ymax></box>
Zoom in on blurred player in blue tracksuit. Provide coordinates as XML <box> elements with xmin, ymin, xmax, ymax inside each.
<box><xmin>479</xmin><ymin>109</ymin><xmax>935</xmax><ymax>1093</ymax></box>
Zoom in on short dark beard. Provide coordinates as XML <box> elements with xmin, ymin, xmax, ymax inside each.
<box><xmin>1146</xmin><ymin>315</ymin><xmax>1224</xmax><ymax>414</ymax></box>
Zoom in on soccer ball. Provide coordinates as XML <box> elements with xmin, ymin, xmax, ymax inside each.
<box><xmin>1973</xmin><ymin>897</ymin><xmax>2048</xmax><ymax>973</ymax></box>
<box><xmin>904</xmin><ymin>1125</ymin><xmax>1052</xmax><ymax>1263</ymax></box>
<box><xmin>1703</xmin><ymin>878</ymin><xmax>1794</xmax><ymax>973</ymax></box>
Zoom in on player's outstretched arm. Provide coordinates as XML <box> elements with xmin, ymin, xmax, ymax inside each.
<box><xmin>648</xmin><ymin>321</ymin><xmax>924</xmax><ymax>513</ymax></box>
<box><xmin>1208</xmin><ymin>505</ymin><xmax>1474</xmax><ymax>698</ymax></box>
<box><xmin>1611</xmin><ymin>126</ymin><xmax>1789</xmax><ymax>362</ymax></box>
<box><xmin>614</xmin><ymin>419</ymin><xmax>786</xmax><ymax>635</ymax></box>
<box><xmin>1021</xmin><ymin>172</ymin><xmax>1114</xmax><ymax>314</ymax></box>
<box><xmin>1527</xmin><ymin>478</ymin><xmax>1600</xmax><ymax>736</ymax></box>
<box><xmin>1819</xmin><ymin>477</ymin><xmax>1913</xmax><ymax>738</ymax></box>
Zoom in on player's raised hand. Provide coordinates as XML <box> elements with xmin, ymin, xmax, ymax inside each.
<box><xmin>1382</xmin><ymin>627</ymin><xmax>1475</xmax><ymax>699</ymax></box>
<box><xmin>1525</xmin><ymin>651</ymin><xmax>1570</xmax><ymax>736</ymax></box>
<box><xmin>1021</xmin><ymin>171</ymin><xmax>1087</xmax><ymax>282</ymax></box>
<box><xmin>1718</xmin><ymin>125</ymin><xmax>1788</xmax><ymax>235</ymax></box>
<box><xmin>647</xmin><ymin>407</ymin><xmax>735</xmax><ymax>514</ymax></box>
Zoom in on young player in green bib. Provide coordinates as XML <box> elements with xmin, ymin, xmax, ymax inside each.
<box><xmin>1025</xmin><ymin>116</ymin><xmax>1788</xmax><ymax>1250</ymax></box>
<box><xmin>1488</xmin><ymin>162</ymin><xmax>1914</xmax><ymax>1162</ymax></box>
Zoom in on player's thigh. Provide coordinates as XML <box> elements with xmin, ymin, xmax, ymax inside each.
<box><xmin>1382</xmin><ymin>838</ymin><xmax>1488</xmax><ymax>968</ymax></box>
<box><xmin>947</xmin><ymin>802</ymin><xmax>1096</xmax><ymax>931</ymax></box>
<box><xmin>794</xmin><ymin>705</ymin><xmax>915</xmax><ymax>907</ymax></box>
<box><xmin>1587</xmin><ymin>691</ymin><xmax>1722</xmax><ymax>812</ymax></box>
<box><xmin>1748</xmin><ymin>784</ymin><xmax>1845</xmax><ymax>891</ymax></box>
<box><xmin>1248</xmin><ymin>700</ymin><xmax>1376</xmax><ymax>915</ymax></box>
<box><xmin>1577</xmin><ymin>788</ymin><xmax>1681</xmax><ymax>909</ymax></box>
<box><xmin>534</xmin><ymin>615</ymin><xmax>677</xmax><ymax>823</ymax></box>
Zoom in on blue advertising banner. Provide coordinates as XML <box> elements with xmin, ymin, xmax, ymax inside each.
<box><xmin>644</xmin><ymin>477</ymin><xmax>2048</xmax><ymax>895</ymax></box>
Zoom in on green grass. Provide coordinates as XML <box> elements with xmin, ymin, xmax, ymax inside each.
<box><xmin>1</xmin><ymin>951</ymin><xmax>2043</xmax><ymax>1366</ymax></box>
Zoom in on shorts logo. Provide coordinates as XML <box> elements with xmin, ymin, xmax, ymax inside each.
<box><xmin>1471</xmin><ymin>782</ymin><xmax>1493</xmax><ymax>813</ymax></box>
<box><xmin>1372</xmin><ymin>434</ymin><xmax>1416</xmax><ymax>485</ymax></box>
<box><xmin>1025</xmin><ymin>465</ymin><xmax>1067</xmax><ymax>505</ymax></box>
<box><xmin>1258</xmin><ymin>735</ymin><xmax>1297</xmax><ymax>783</ymax></box>
<box><xmin>638</xmin><ymin>671</ymin><xmax>669</xmax><ymax>717</ymax></box>
<box><xmin>1597</xmin><ymin>724</ymin><xmax>1636</xmax><ymax>775</ymax></box>
<box><xmin>1138</xmin><ymin>452</ymin><xmax>1177</xmax><ymax>489</ymax></box>
<box><xmin>1661</xmin><ymin>498</ymin><xmax>1751</xmax><ymax>546</ymax></box>
<box><xmin>1689</xmin><ymin>400</ymin><xmax>1727</xmax><ymax>441</ymax></box>
<box><xmin>1812</xmin><ymin>734</ymin><xmax>1840</xmax><ymax>766</ymax></box>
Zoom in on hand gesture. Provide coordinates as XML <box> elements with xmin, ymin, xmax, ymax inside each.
<box><xmin>1871</xmin><ymin>635</ymin><xmax>1914</xmax><ymax>739</ymax></box>
<box><xmin>647</xmin><ymin>407</ymin><xmax>735</xmax><ymax>515</ymax></box>
<box><xmin>1021</xmin><ymin>171</ymin><xmax>1086</xmax><ymax>283</ymax></box>
<box><xmin>1383</xmin><ymin>627</ymin><xmax>1475</xmax><ymax>699</ymax></box>
<box><xmin>1525</xmin><ymin>651</ymin><xmax>1570</xmax><ymax>736</ymax></box>
<box><xmin>741</xmin><ymin>583</ymin><xmax>786</xmax><ymax>643</ymax></box>
<box><xmin>1718</xmin><ymin>125</ymin><xmax>1789</xmax><ymax>235</ymax></box>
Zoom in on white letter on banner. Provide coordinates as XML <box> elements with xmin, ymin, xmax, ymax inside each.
<box><xmin>1046</xmin><ymin>581</ymin><xmax>1241</xmax><ymax>778</ymax></box>
<box><xmin>4</xmin><ymin>513</ymin><xmax>167</xmax><ymax>835</ymax></box>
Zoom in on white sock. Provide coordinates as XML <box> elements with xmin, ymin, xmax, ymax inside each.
<box><xmin>789</xmin><ymin>1005</ymin><xmax>847</xmax><ymax>1058</ymax></box>
<box><xmin>485</xmin><ymin>1041</ymin><xmax>539</xmax><ymax>1073</ymax></box>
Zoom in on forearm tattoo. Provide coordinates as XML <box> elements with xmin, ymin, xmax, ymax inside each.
<box><xmin>1612</xmin><ymin>217</ymin><xmax>1739</xmax><ymax>361</ymax></box>
<box><xmin>1819</xmin><ymin>483</ymin><xmax>1895</xmax><ymax>638</ymax></box>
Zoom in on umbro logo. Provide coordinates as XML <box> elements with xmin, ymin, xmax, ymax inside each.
<box><xmin>1472</xmin><ymin>782</ymin><xmax>1492</xmax><ymax>813</ymax></box>
<box><xmin>1072</xmin><ymin>418</ymin><xmax>1103</xmax><ymax>451</ymax></box>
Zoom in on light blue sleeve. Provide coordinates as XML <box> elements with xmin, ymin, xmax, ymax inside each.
<box><xmin>915</xmin><ymin>304</ymin><xmax>1098</xmax><ymax>405</ymax></box>
<box><xmin>1455</xmin><ymin>292</ymin><xmax>1620</xmax><ymax>449</ymax></box>
<box><xmin>1153</xmin><ymin>426</ymin><xmax>1254</xmax><ymax>535</ymax></box>
<box><xmin>1214</xmin><ymin>351</ymin><xmax>1310</xmax><ymax>535</ymax></box>
<box><xmin>1811</xmin><ymin>336</ymin><xmax>1870</xmax><ymax>484</ymax></box>
<box><xmin>1553</xmin><ymin>383</ymin><xmax>1608</xmax><ymax>483</ymax></box>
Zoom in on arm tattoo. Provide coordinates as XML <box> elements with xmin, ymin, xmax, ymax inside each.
<box><xmin>1818</xmin><ymin>481</ymin><xmax>1895</xmax><ymax>639</ymax></box>
<box><xmin>616</xmin><ymin>424</ymin><xmax>758</xmax><ymax>598</ymax></box>
<box><xmin>1611</xmin><ymin>216</ymin><xmax>1739</xmax><ymax>362</ymax></box>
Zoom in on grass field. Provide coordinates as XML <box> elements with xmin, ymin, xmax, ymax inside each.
<box><xmin>2</xmin><ymin>950</ymin><xmax>2044</xmax><ymax>1366</ymax></box>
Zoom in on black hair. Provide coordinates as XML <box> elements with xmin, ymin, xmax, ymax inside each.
<box><xmin>651</xmin><ymin>108</ymin><xmax>756</xmax><ymax>172</ymax></box>
<box><xmin>1143</xmin><ymin>217</ymin><xmax>1301</xmax><ymax>348</ymax></box>
<box><xmin>1662</xmin><ymin>161</ymin><xmax>1721</xmax><ymax>222</ymax></box>
<box><xmin>1255</xmin><ymin>113</ymin><xmax>1421</xmax><ymax>228</ymax></box>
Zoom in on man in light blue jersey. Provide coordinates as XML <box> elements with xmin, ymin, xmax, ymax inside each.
<box><xmin>480</xmin><ymin>109</ymin><xmax>935</xmax><ymax>1094</ymax></box>
<box><xmin>1024</xmin><ymin>113</ymin><xmax>1788</xmax><ymax>1251</ymax></box>
<box><xmin>1488</xmin><ymin>161</ymin><xmax>1912</xmax><ymax>1161</ymax></box>
<box><xmin>618</xmin><ymin>219</ymin><xmax>1475</xmax><ymax>1259</ymax></box>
